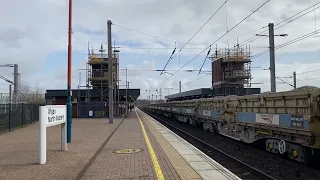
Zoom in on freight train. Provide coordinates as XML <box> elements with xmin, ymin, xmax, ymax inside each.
<box><xmin>141</xmin><ymin>89</ymin><xmax>320</xmax><ymax>164</ymax></box>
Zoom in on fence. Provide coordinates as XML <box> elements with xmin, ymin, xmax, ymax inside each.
<box><xmin>0</xmin><ymin>93</ymin><xmax>45</xmax><ymax>104</ymax></box>
<box><xmin>0</xmin><ymin>103</ymin><xmax>42</xmax><ymax>132</ymax></box>
<box><xmin>78</xmin><ymin>101</ymin><xmax>127</xmax><ymax>118</ymax></box>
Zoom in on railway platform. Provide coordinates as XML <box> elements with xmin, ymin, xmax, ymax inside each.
<box><xmin>0</xmin><ymin>108</ymin><xmax>240</xmax><ymax>180</ymax></box>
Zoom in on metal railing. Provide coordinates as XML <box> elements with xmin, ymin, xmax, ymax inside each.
<box><xmin>0</xmin><ymin>103</ymin><xmax>43</xmax><ymax>132</ymax></box>
<box><xmin>77</xmin><ymin>101</ymin><xmax>128</xmax><ymax>118</ymax></box>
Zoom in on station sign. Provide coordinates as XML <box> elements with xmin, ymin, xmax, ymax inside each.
<box><xmin>39</xmin><ymin>105</ymin><xmax>67</xmax><ymax>165</ymax></box>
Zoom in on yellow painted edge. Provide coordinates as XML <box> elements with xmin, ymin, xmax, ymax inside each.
<box><xmin>135</xmin><ymin>109</ymin><xmax>165</xmax><ymax>180</ymax></box>
<box><xmin>139</xmin><ymin>110</ymin><xmax>203</xmax><ymax>179</ymax></box>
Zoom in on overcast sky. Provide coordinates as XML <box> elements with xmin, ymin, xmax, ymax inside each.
<box><xmin>1</xmin><ymin>0</ymin><xmax>320</xmax><ymax>99</ymax></box>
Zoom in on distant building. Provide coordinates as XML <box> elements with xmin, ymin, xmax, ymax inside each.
<box><xmin>0</xmin><ymin>93</ymin><xmax>10</xmax><ymax>114</ymax></box>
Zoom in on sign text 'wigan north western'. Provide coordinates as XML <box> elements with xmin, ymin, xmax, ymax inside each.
<box><xmin>45</xmin><ymin>105</ymin><xmax>66</xmax><ymax>127</ymax></box>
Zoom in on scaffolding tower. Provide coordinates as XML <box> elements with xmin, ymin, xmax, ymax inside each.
<box><xmin>78</xmin><ymin>43</ymin><xmax>119</xmax><ymax>102</ymax></box>
<box><xmin>211</xmin><ymin>45</ymin><xmax>252</xmax><ymax>96</ymax></box>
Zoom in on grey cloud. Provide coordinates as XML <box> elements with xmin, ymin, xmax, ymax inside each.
<box><xmin>0</xmin><ymin>28</ymin><xmax>24</xmax><ymax>48</ymax></box>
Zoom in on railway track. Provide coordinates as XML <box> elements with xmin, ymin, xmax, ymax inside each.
<box><xmin>142</xmin><ymin>109</ymin><xmax>320</xmax><ymax>180</ymax></box>
<box><xmin>144</xmin><ymin>111</ymin><xmax>275</xmax><ymax>180</ymax></box>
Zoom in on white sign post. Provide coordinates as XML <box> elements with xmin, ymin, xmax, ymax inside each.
<box><xmin>39</xmin><ymin>105</ymin><xmax>67</xmax><ymax>165</ymax></box>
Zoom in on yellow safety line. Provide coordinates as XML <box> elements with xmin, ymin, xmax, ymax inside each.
<box><xmin>135</xmin><ymin>109</ymin><xmax>165</xmax><ymax>180</ymax></box>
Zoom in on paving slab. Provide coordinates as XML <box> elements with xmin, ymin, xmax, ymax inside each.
<box><xmin>80</xmin><ymin>111</ymin><xmax>182</xmax><ymax>180</ymax></box>
<box><xmin>0</xmin><ymin>118</ymin><xmax>122</xmax><ymax>180</ymax></box>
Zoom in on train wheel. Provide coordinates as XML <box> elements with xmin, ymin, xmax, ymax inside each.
<box><xmin>278</xmin><ymin>140</ymin><xmax>286</xmax><ymax>155</ymax></box>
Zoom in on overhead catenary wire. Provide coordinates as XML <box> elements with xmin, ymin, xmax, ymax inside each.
<box><xmin>178</xmin><ymin>65</ymin><xmax>206</xmax><ymax>83</ymax></box>
<box><xmin>114</xmin><ymin>27</ymin><xmax>267</xmax><ymax>50</ymax></box>
<box><xmin>83</xmin><ymin>68</ymin><xmax>211</xmax><ymax>73</ymax></box>
<box><xmin>237</xmin><ymin>2</ymin><xmax>320</xmax><ymax>47</ymax></box>
<box><xmin>159</xmin><ymin>0</ymin><xmax>271</xmax><ymax>86</ymax></box>
<box><xmin>124</xmin><ymin>4</ymin><xmax>320</xmax><ymax>83</ymax></box>
<box><xmin>276</xmin><ymin>77</ymin><xmax>294</xmax><ymax>88</ymax></box>
<box><xmin>158</xmin><ymin>43</ymin><xmax>177</xmax><ymax>78</ymax></box>
<box><xmin>220</xmin><ymin>26</ymin><xmax>268</xmax><ymax>45</ymax></box>
<box><xmin>198</xmin><ymin>45</ymin><xmax>212</xmax><ymax>75</ymax></box>
<box><xmin>118</xmin><ymin>2</ymin><xmax>320</xmax><ymax>90</ymax></box>
<box><xmin>89</xmin><ymin>46</ymin><xmax>207</xmax><ymax>50</ymax></box>
<box><xmin>251</xmin><ymin>28</ymin><xmax>320</xmax><ymax>59</ymax></box>
<box><xmin>281</xmin><ymin>68</ymin><xmax>320</xmax><ymax>80</ymax></box>
<box><xmin>297</xmin><ymin>69</ymin><xmax>320</xmax><ymax>75</ymax></box>
<box><xmin>113</xmin><ymin>23</ymin><xmax>204</xmax><ymax>46</ymax></box>
<box><xmin>241</xmin><ymin>2</ymin><xmax>320</xmax><ymax>46</ymax></box>
<box><xmin>183</xmin><ymin>74</ymin><xmax>211</xmax><ymax>86</ymax></box>
<box><xmin>153</xmin><ymin>0</ymin><xmax>229</xmax><ymax>82</ymax></box>
<box><xmin>115</xmin><ymin>2</ymin><xmax>319</xmax><ymax>50</ymax></box>
<box><xmin>178</xmin><ymin>0</ymin><xmax>229</xmax><ymax>53</ymax></box>
<box><xmin>297</xmin><ymin>76</ymin><xmax>320</xmax><ymax>81</ymax></box>
<box><xmin>275</xmin><ymin>4</ymin><xmax>320</xmax><ymax>30</ymax></box>
<box><xmin>157</xmin><ymin>0</ymin><xmax>229</xmax><ymax>78</ymax></box>
<box><xmin>173</xmin><ymin>60</ymin><xmax>212</xmax><ymax>86</ymax></box>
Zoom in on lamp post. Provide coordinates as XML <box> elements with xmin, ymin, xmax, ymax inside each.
<box><xmin>113</xmin><ymin>48</ymin><xmax>120</xmax><ymax>116</ymax></box>
<box><xmin>255</xmin><ymin>23</ymin><xmax>287</xmax><ymax>93</ymax></box>
<box><xmin>125</xmin><ymin>67</ymin><xmax>128</xmax><ymax>115</ymax></box>
<box><xmin>107</xmin><ymin>20</ymin><xmax>113</xmax><ymax>123</ymax></box>
<box><xmin>66</xmin><ymin>0</ymin><xmax>73</xmax><ymax>143</ymax></box>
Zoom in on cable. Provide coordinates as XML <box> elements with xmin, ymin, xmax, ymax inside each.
<box><xmin>178</xmin><ymin>0</ymin><xmax>229</xmax><ymax>52</ymax></box>
<box><xmin>117</xmin><ymin>69</ymin><xmax>212</xmax><ymax>72</ymax></box>
<box><xmin>116</xmin><ymin>0</ymin><xmax>226</xmax><ymax>81</ymax></box>
<box><xmin>252</xmin><ymin>28</ymin><xmax>320</xmax><ymax>58</ymax></box>
<box><xmin>165</xmin><ymin>57</ymin><xmax>212</xmax><ymax>90</ymax></box>
<box><xmin>251</xmin><ymin>28</ymin><xmax>320</xmax><ymax>59</ymax></box>
<box><xmin>113</xmin><ymin>23</ymin><xmax>204</xmax><ymax>46</ymax></box>
<box><xmin>198</xmin><ymin>45</ymin><xmax>211</xmax><ymax>75</ymax></box>
<box><xmin>297</xmin><ymin>69</ymin><xmax>320</xmax><ymax>75</ymax></box>
<box><xmin>158</xmin><ymin>43</ymin><xmax>177</xmax><ymax>78</ymax></box>
<box><xmin>237</xmin><ymin>2</ymin><xmax>320</xmax><ymax>47</ymax></box>
<box><xmin>117</xmin><ymin>47</ymin><xmax>206</xmax><ymax>50</ymax></box>
<box><xmin>277</xmin><ymin>31</ymin><xmax>320</xmax><ymax>49</ymax></box>
<box><xmin>183</xmin><ymin>74</ymin><xmax>211</xmax><ymax>86</ymax></box>
<box><xmin>220</xmin><ymin>0</ymin><xmax>316</xmax><ymax>46</ymax></box>
<box><xmin>157</xmin><ymin>0</ymin><xmax>229</xmax><ymax>77</ymax></box>
<box><xmin>152</xmin><ymin>0</ymin><xmax>228</xmax><ymax>83</ymax></box>
<box><xmin>179</xmin><ymin>67</ymin><xmax>202</xmax><ymax>82</ymax></box>
<box><xmin>161</xmin><ymin>1</ymin><xmax>270</xmax><ymax>86</ymax></box>
<box><xmin>297</xmin><ymin>76</ymin><xmax>320</xmax><ymax>81</ymax></box>
<box><xmin>220</xmin><ymin>26</ymin><xmax>267</xmax><ymax>44</ymax></box>
<box><xmin>159</xmin><ymin>0</ymin><xmax>271</xmax><ymax>85</ymax></box>
<box><xmin>177</xmin><ymin>60</ymin><xmax>212</xmax><ymax>85</ymax></box>
<box><xmin>276</xmin><ymin>77</ymin><xmax>294</xmax><ymax>88</ymax></box>
<box><xmin>115</xmin><ymin>27</ymin><xmax>266</xmax><ymax>49</ymax></box>
<box><xmin>238</xmin><ymin>2</ymin><xmax>320</xmax><ymax>47</ymax></box>
<box><xmin>238</xmin><ymin>32</ymin><xmax>268</xmax><ymax>47</ymax></box>
<box><xmin>250</xmin><ymin>49</ymin><xmax>268</xmax><ymax>58</ymax></box>
<box><xmin>275</xmin><ymin>5</ymin><xmax>320</xmax><ymax>30</ymax></box>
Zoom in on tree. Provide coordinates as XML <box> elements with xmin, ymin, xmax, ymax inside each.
<box><xmin>15</xmin><ymin>84</ymin><xmax>45</xmax><ymax>104</ymax></box>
